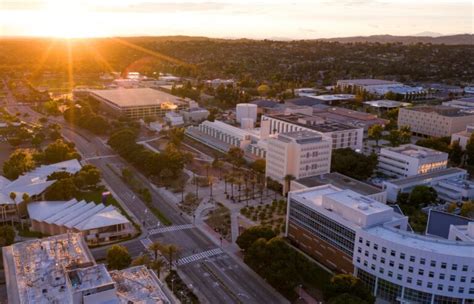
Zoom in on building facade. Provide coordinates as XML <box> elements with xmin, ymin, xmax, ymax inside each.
<box><xmin>378</xmin><ymin>144</ymin><xmax>448</xmax><ymax>178</ymax></box>
<box><xmin>451</xmin><ymin>124</ymin><xmax>474</xmax><ymax>150</ymax></box>
<box><xmin>398</xmin><ymin>106</ymin><xmax>474</xmax><ymax>137</ymax></box>
<box><xmin>261</xmin><ymin>114</ymin><xmax>364</xmax><ymax>151</ymax></box>
<box><xmin>287</xmin><ymin>185</ymin><xmax>474</xmax><ymax>304</ymax></box>
<box><xmin>266</xmin><ymin>131</ymin><xmax>332</xmax><ymax>192</ymax></box>
<box><xmin>88</xmin><ymin>88</ymin><xmax>188</xmax><ymax>119</ymax></box>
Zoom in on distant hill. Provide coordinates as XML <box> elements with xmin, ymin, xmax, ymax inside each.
<box><xmin>317</xmin><ymin>34</ymin><xmax>473</xmax><ymax>45</ymax></box>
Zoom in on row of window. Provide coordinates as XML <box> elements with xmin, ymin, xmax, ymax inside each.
<box><xmin>358</xmin><ymin>237</ymin><xmax>470</xmax><ymax>272</ymax></box>
<box><xmin>356</xmin><ymin>258</ymin><xmax>474</xmax><ymax>295</ymax></box>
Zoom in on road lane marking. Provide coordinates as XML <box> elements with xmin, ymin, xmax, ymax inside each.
<box><xmin>148</xmin><ymin>224</ymin><xmax>194</xmax><ymax>235</ymax></box>
<box><xmin>177</xmin><ymin>248</ymin><xmax>224</xmax><ymax>266</ymax></box>
<box><xmin>140</xmin><ymin>237</ymin><xmax>153</xmax><ymax>249</ymax></box>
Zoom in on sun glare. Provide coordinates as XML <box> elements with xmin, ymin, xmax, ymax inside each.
<box><xmin>34</xmin><ymin>0</ymin><xmax>95</xmax><ymax>38</ymax></box>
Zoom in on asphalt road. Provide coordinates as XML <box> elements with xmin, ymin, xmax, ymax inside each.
<box><xmin>3</xmin><ymin>83</ymin><xmax>288</xmax><ymax>304</ymax></box>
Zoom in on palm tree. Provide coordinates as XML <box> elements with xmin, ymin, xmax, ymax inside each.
<box><xmin>150</xmin><ymin>258</ymin><xmax>165</xmax><ymax>278</ymax></box>
<box><xmin>9</xmin><ymin>192</ymin><xmax>16</xmax><ymax>226</ymax></box>
<box><xmin>148</xmin><ymin>241</ymin><xmax>163</xmax><ymax>261</ymax></box>
<box><xmin>212</xmin><ymin>157</ymin><xmax>222</xmax><ymax>179</ymax></box>
<box><xmin>162</xmin><ymin>244</ymin><xmax>180</xmax><ymax>271</ymax></box>
<box><xmin>284</xmin><ymin>174</ymin><xmax>296</xmax><ymax>195</ymax></box>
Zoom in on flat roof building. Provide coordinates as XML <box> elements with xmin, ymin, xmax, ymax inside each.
<box><xmin>262</xmin><ymin>113</ymin><xmax>364</xmax><ymax>151</ymax></box>
<box><xmin>364</xmin><ymin>100</ymin><xmax>411</xmax><ymax>112</ymax></box>
<box><xmin>378</xmin><ymin>144</ymin><xmax>448</xmax><ymax>178</ymax></box>
<box><xmin>266</xmin><ymin>131</ymin><xmax>332</xmax><ymax>193</ymax></box>
<box><xmin>382</xmin><ymin>167</ymin><xmax>473</xmax><ymax>202</ymax></box>
<box><xmin>398</xmin><ymin>106</ymin><xmax>474</xmax><ymax>137</ymax></box>
<box><xmin>88</xmin><ymin>88</ymin><xmax>188</xmax><ymax>119</ymax></box>
<box><xmin>3</xmin><ymin>234</ymin><xmax>171</xmax><ymax>304</ymax></box>
<box><xmin>291</xmin><ymin>172</ymin><xmax>386</xmax><ymax>203</ymax></box>
<box><xmin>110</xmin><ymin>266</ymin><xmax>171</xmax><ymax>304</ymax></box>
<box><xmin>2</xmin><ymin>233</ymin><xmax>115</xmax><ymax>304</ymax></box>
<box><xmin>287</xmin><ymin>185</ymin><xmax>474</xmax><ymax>304</ymax></box>
<box><xmin>312</xmin><ymin>106</ymin><xmax>389</xmax><ymax>131</ymax></box>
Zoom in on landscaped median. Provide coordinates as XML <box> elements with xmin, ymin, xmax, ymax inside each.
<box><xmin>108</xmin><ymin>164</ymin><xmax>172</xmax><ymax>226</ymax></box>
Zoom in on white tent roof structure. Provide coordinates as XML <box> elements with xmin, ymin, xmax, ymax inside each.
<box><xmin>28</xmin><ymin>199</ymin><xmax>130</xmax><ymax>231</ymax></box>
<box><xmin>0</xmin><ymin>159</ymin><xmax>82</xmax><ymax>205</ymax></box>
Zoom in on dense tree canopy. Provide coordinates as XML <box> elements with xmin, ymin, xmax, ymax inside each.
<box><xmin>324</xmin><ymin>274</ymin><xmax>375</xmax><ymax>304</ymax></box>
<box><xmin>0</xmin><ymin>225</ymin><xmax>16</xmax><ymax>246</ymax></box>
<box><xmin>331</xmin><ymin>148</ymin><xmax>378</xmax><ymax>180</ymax></box>
<box><xmin>409</xmin><ymin>185</ymin><xmax>437</xmax><ymax>207</ymax></box>
<box><xmin>236</xmin><ymin>226</ymin><xmax>276</xmax><ymax>251</ymax></box>
<box><xmin>2</xmin><ymin>149</ymin><xmax>36</xmax><ymax>180</ymax></box>
<box><xmin>106</xmin><ymin>245</ymin><xmax>132</xmax><ymax>270</ymax></box>
<box><xmin>41</xmin><ymin>139</ymin><xmax>81</xmax><ymax>164</ymax></box>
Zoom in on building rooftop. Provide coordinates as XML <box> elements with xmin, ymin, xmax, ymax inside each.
<box><xmin>366</xmin><ymin>225</ymin><xmax>474</xmax><ymax>258</ymax></box>
<box><xmin>310</xmin><ymin>94</ymin><xmax>356</xmax><ymax>101</ymax></box>
<box><xmin>364</xmin><ymin>100</ymin><xmax>411</xmax><ymax>108</ymax></box>
<box><xmin>291</xmin><ymin>186</ymin><xmax>397</xmax><ymax>229</ymax></box>
<box><xmin>89</xmin><ymin>88</ymin><xmax>186</xmax><ymax>108</ymax></box>
<box><xmin>404</xmin><ymin>105</ymin><xmax>474</xmax><ymax>117</ymax></box>
<box><xmin>2</xmin><ymin>233</ymin><xmax>95</xmax><ymax>304</ymax></box>
<box><xmin>337</xmin><ymin>79</ymin><xmax>401</xmax><ymax>86</ymax></box>
<box><xmin>382</xmin><ymin>144</ymin><xmax>447</xmax><ymax>159</ymax></box>
<box><xmin>295</xmin><ymin>172</ymin><xmax>383</xmax><ymax>196</ymax></box>
<box><xmin>0</xmin><ymin>159</ymin><xmax>82</xmax><ymax>205</ymax></box>
<box><xmin>266</xmin><ymin>113</ymin><xmax>359</xmax><ymax>133</ymax></box>
<box><xmin>201</xmin><ymin>120</ymin><xmax>255</xmax><ymax>139</ymax></box>
<box><xmin>285</xmin><ymin>97</ymin><xmax>323</xmax><ymax>107</ymax></box>
<box><xmin>110</xmin><ymin>266</ymin><xmax>170</xmax><ymax>304</ymax></box>
<box><xmin>385</xmin><ymin>167</ymin><xmax>466</xmax><ymax>186</ymax></box>
<box><xmin>251</xmin><ymin>99</ymin><xmax>281</xmax><ymax>108</ymax></box>
<box><xmin>312</xmin><ymin>106</ymin><xmax>389</xmax><ymax>128</ymax></box>
<box><xmin>67</xmin><ymin>264</ymin><xmax>114</xmax><ymax>292</ymax></box>
<box><xmin>28</xmin><ymin>199</ymin><xmax>130</xmax><ymax>231</ymax></box>
<box><xmin>277</xmin><ymin>130</ymin><xmax>326</xmax><ymax>144</ymax></box>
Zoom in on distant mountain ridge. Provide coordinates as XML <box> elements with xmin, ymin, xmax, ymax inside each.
<box><xmin>316</xmin><ymin>34</ymin><xmax>473</xmax><ymax>45</ymax></box>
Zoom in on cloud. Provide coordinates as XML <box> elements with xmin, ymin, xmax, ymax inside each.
<box><xmin>1</xmin><ymin>0</ymin><xmax>45</xmax><ymax>10</ymax></box>
<box><xmin>93</xmin><ymin>1</ymin><xmax>231</xmax><ymax>13</ymax></box>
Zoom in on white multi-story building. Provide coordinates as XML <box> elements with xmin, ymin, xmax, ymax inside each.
<box><xmin>266</xmin><ymin>131</ymin><xmax>332</xmax><ymax>193</ymax></box>
<box><xmin>287</xmin><ymin>185</ymin><xmax>474</xmax><ymax>304</ymax></box>
<box><xmin>383</xmin><ymin>167</ymin><xmax>474</xmax><ymax>203</ymax></box>
<box><xmin>452</xmin><ymin>124</ymin><xmax>474</xmax><ymax>150</ymax></box>
<box><xmin>261</xmin><ymin>113</ymin><xmax>364</xmax><ymax>151</ymax></box>
<box><xmin>398</xmin><ymin>106</ymin><xmax>474</xmax><ymax>138</ymax></box>
<box><xmin>165</xmin><ymin>111</ymin><xmax>184</xmax><ymax>126</ymax></box>
<box><xmin>378</xmin><ymin>144</ymin><xmax>448</xmax><ymax>178</ymax></box>
<box><xmin>236</xmin><ymin>103</ymin><xmax>258</xmax><ymax>126</ymax></box>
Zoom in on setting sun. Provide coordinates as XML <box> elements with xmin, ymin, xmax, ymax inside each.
<box><xmin>30</xmin><ymin>0</ymin><xmax>97</xmax><ymax>38</ymax></box>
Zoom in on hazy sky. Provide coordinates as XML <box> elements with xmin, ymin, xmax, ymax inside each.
<box><xmin>0</xmin><ymin>0</ymin><xmax>472</xmax><ymax>38</ymax></box>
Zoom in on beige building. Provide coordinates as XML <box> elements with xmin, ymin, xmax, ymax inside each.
<box><xmin>266</xmin><ymin>131</ymin><xmax>332</xmax><ymax>193</ymax></box>
<box><xmin>451</xmin><ymin>124</ymin><xmax>474</xmax><ymax>149</ymax></box>
<box><xmin>261</xmin><ymin>113</ymin><xmax>364</xmax><ymax>151</ymax></box>
<box><xmin>398</xmin><ymin>106</ymin><xmax>474</xmax><ymax>137</ymax></box>
<box><xmin>88</xmin><ymin>88</ymin><xmax>188</xmax><ymax>119</ymax></box>
<box><xmin>378</xmin><ymin>144</ymin><xmax>448</xmax><ymax>178</ymax></box>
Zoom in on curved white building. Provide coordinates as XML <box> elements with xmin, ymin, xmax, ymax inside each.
<box><xmin>287</xmin><ymin>185</ymin><xmax>474</xmax><ymax>304</ymax></box>
<box><xmin>236</xmin><ymin>103</ymin><xmax>258</xmax><ymax>125</ymax></box>
<box><xmin>355</xmin><ymin>226</ymin><xmax>474</xmax><ymax>304</ymax></box>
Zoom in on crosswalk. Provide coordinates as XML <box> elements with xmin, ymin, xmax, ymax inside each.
<box><xmin>177</xmin><ymin>248</ymin><xmax>224</xmax><ymax>266</ymax></box>
<box><xmin>148</xmin><ymin>224</ymin><xmax>194</xmax><ymax>235</ymax></box>
<box><xmin>140</xmin><ymin>237</ymin><xmax>153</xmax><ymax>249</ymax></box>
